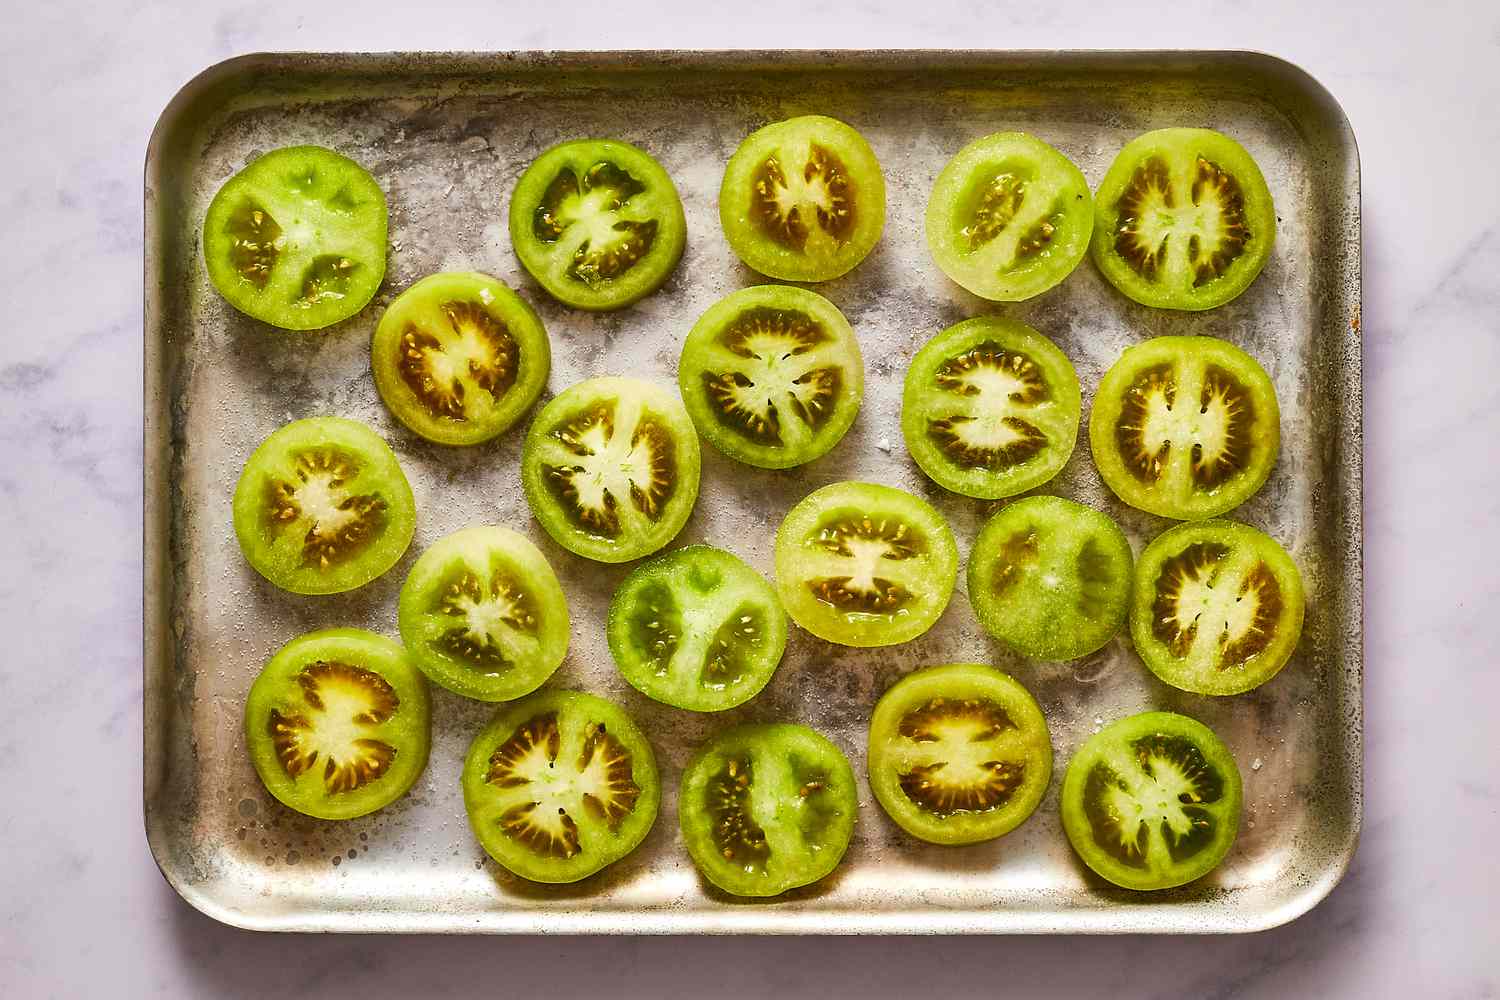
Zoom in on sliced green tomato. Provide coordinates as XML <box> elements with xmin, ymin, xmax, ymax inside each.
<box><xmin>678</xmin><ymin>285</ymin><xmax>864</xmax><ymax>469</ymax></box>
<box><xmin>521</xmin><ymin>377</ymin><xmax>701</xmax><ymax>563</ymax></box>
<box><xmin>1130</xmin><ymin>520</ymin><xmax>1305</xmax><ymax>696</ymax></box>
<box><xmin>607</xmin><ymin>545</ymin><xmax>787</xmax><ymax>712</ymax></box>
<box><xmin>679</xmin><ymin>723</ymin><xmax>857</xmax><ymax>897</ymax></box>
<box><xmin>371</xmin><ymin>272</ymin><xmax>550</xmax><ymax>446</ymax></box>
<box><xmin>719</xmin><ymin>115</ymin><xmax>886</xmax><ymax>282</ymax></box>
<box><xmin>968</xmin><ymin>497</ymin><xmax>1133</xmax><ymax>661</ymax></box>
<box><xmin>1090</xmin><ymin>336</ymin><xmax>1280</xmax><ymax>520</ymax></box>
<box><xmin>925</xmin><ymin>132</ymin><xmax>1093</xmax><ymax>301</ymax></box>
<box><xmin>1061</xmin><ymin>711</ymin><xmax>1242</xmax><ymax>890</ymax></box>
<box><xmin>397</xmin><ymin>526</ymin><xmax>569</xmax><ymax>702</ymax></box>
<box><xmin>508</xmin><ymin>139</ymin><xmax>686</xmax><ymax>310</ymax></box>
<box><xmin>203</xmin><ymin>145</ymin><xmax>387</xmax><ymax>330</ymax></box>
<box><xmin>231</xmin><ymin>417</ymin><xmax>416</xmax><ymax>595</ymax></box>
<box><xmin>245</xmin><ymin>628</ymin><xmax>430</xmax><ymax>820</ymax></box>
<box><xmin>775</xmin><ymin>481</ymin><xmax>958</xmax><ymax>647</ymax></box>
<box><xmin>902</xmin><ymin>317</ymin><xmax>1081</xmax><ymax>499</ymax></box>
<box><xmin>867</xmin><ymin>664</ymin><xmax>1051</xmax><ymax>845</ymax></box>
<box><xmin>1092</xmin><ymin>128</ymin><xmax>1276</xmax><ymax>311</ymax></box>
<box><xmin>462</xmin><ymin>690</ymin><xmax>660</xmax><ymax>883</ymax></box>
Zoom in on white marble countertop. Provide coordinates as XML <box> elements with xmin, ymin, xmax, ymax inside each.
<box><xmin>2</xmin><ymin>0</ymin><xmax>1496</xmax><ymax>996</ymax></box>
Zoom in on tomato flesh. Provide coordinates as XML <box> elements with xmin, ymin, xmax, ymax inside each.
<box><xmin>509</xmin><ymin>139</ymin><xmax>685</xmax><ymax>311</ymax></box>
<box><xmin>679</xmin><ymin>285</ymin><xmax>864</xmax><ymax>469</ymax></box>
<box><xmin>968</xmin><ymin>497</ymin><xmax>1133</xmax><ymax>661</ymax></box>
<box><xmin>1090</xmin><ymin>335</ymin><xmax>1280</xmax><ymax>520</ymax></box>
<box><xmin>521</xmin><ymin>376</ymin><xmax>701</xmax><ymax>563</ymax></box>
<box><xmin>902</xmin><ymin>316</ymin><xmax>1080</xmax><ymax>499</ymax></box>
<box><xmin>1061</xmin><ymin>711</ymin><xmax>1242</xmax><ymax>890</ymax></box>
<box><xmin>245</xmin><ymin>628</ymin><xmax>430</xmax><ymax>821</ymax></box>
<box><xmin>231</xmin><ymin>417</ymin><xmax>416</xmax><ymax>595</ymax></box>
<box><xmin>926</xmin><ymin>132</ymin><xmax>1093</xmax><ymax>301</ymax></box>
<box><xmin>867</xmin><ymin>664</ymin><xmax>1051</xmax><ymax>845</ymax></box>
<box><xmin>462</xmin><ymin>690</ymin><xmax>660</xmax><ymax>883</ymax></box>
<box><xmin>679</xmin><ymin>723</ymin><xmax>857</xmax><ymax>896</ymax></box>
<box><xmin>1130</xmin><ymin>519</ymin><xmax>1305</xmax><ymax>695</ymax></box>
<box><xmin>775</xmin><ymin>481</ymin><xmax>958</xmax><ymax>647</ymax></box>
<box><xmin>719</xmin><ymin>115</ymin><xmax>886</xmax><ymax>282</ymax></box>
<box><xmin>608</xmin><ymin>545</ymin><xmax>787</xmax><ymax>712</ymax></box>
<box><xmin>203</xmin><ymin>145</ymin><xmax>387</xmax><ymax>330</ymax></box>
<box><xmin>1091</xmin><ymin>128</ymin><xmax>1276</xmax><ymax>311</ymax></box>
<box><xmin>397</xmin><ymin>526</ymin><xmax>569</xmax><ymax>702</ymax></box>
<box><xmin>371</xmin><ymin>272</ymin><xmax>550</xmax><ymax>446</ymax></box>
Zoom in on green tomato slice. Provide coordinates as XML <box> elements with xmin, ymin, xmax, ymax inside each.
<box><xmin>607</xmin><ymin>545</ymin><xmax>787</xmax><ymax>712</ymax></box>
<box><xmin>902</xmin><ymin>316</ymin><xmax>1081</xmax><ymax>499</ymax></box>
<box><xmin>1091</xmin><ymin>128</ymin><xmax>1276</xmax><ymax>311</ymax></box>
<box><xmin>1089</xmin><ymin>335</ymin><xmax>1280</xmax><ymax>520</ymax></box>
<box><xmin>1061</xmin><ymin>711</ymin><xmax>1242</xmax><ymax>891</ymax></box>
<box><xmin>678</xmin><ymin>285</ymin><xmax>864</xmax><ymax>469</ymax></box>
<box><xmin>1130</xmin><ymin>519</ymin><xmax>1305</xmax><ymax>695</ymax></box>
<box><xmin>925</xmin><ymin>132</ymin><xmax>1093</xmax><ymax>301</ymax></box>
<box><xmin>679</xmin><ymin>723</ymin><xmax>857</xmax><ymax>897</ymax></box>
<box><xmin>508</xmin><ymin>139</ymin><xmax>686</xmax><ymax>310</ymax></box>
<box><xmin>461</xmin><ymin>690</ymin><xmax>660</xmax><ymax>883</ymax></box>
<box><xmin>231</xmin><ymin>417</ymin><xmax>416</xmax><ymax>595</ymax></box>
<box><xmin>719</xmin><ymin>115</ymin><xmax>886</xmax><ymax>282</ymax></box>
<box><xmin>521</xmin><ymin>376</ymin><xmax>701</xmax><ymax>563</ymax></box>
<box><xmin>867</xmin><ymin>664</ymin><xmax>1051</xmax><ymax>845</ymax></box>
<box><xmin>371</xmin><ymin>272</ymin><xmax>550</xmax><ymax>446</ymax></box>
<box><xmin>968</xmin><ymin>497</ymin><xmax>1133</xmax><ymax>661</ymax></box>
<box><xmin>397</xmin><ymin>526</ymin><xmax>569</xmax><ymax>702</ymax></box>
<box><xmin>245</xmin><ymin>628</ymin><xmax>430</xmax><ymax>821</ymax></box>
<box><xmin>203</xmin><ymin>145</ymin><xmax>387</xmax><ymax>330</ymax></box>
<box><xmin>775</xmin><ymin>481</ymin><xmax>958</xmax><ymax>647</ymax></box>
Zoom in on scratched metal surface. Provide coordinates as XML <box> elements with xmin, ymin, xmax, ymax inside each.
<box><xmin>143</xmin><ymin>50</ymin><xmax>1362</xmax><ymax>933</ymax></box>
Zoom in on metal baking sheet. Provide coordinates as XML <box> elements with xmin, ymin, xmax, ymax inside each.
<box><xmin>144</xmin><ymin>50</ymin><xmax>1362</xmax><ymax>934</ymax></box>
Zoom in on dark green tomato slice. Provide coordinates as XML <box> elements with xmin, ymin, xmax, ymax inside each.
<box><xmin>397</xmin><ymin>526</ymin><xmax>569</xmax><ymax>702</ymax></box>
<box><xmin>462</xmin><ymin>690</ymin><xmax>660</xmax><ymax>883</ymax></box>
<box><xmin>679</xmin><ymin>723</ymin><xmax>857</xmax><ymax>897</ymax></box>
<box><xmin>1130</xmin><ymin>520</ymin><xmax>1305</xmax><ymax>696</ymax></box>
<box><xmin>867</xmin><ymin>664</ymin><xmax>1051</xmax><ymax>845</ymax></box>
<box><xmin>678</xmin><ymin>285</ymin><xmax>864</xmax><ymax>469</ymax></box>
<box><xmin>245</xmin><ymin>628</ymin><xmax>430</xmax><ymax>821</ymax></box>
<box><xmin>508</xmin><ymin>139</ymin><xmax>686</xmax><ymax>311</ymax></box>
<box><xmin>231</xmin><ymin>417</ymin><xmax>416</xmax><ymax>595</ymax></box>
<box><xmin>607</xmin><ymin>545</ymin><xmax>787</xmax><ymax>712</ymax></box>
<box><xmin>1091</xmin><ymin>128</ymin><xmax>1276</xmax><ymax>311</ymax></box>
<box><xmin>1089</xmin><ymin>336</ymin><xmax>1280</xmax><ymax>520</ymax></box>
<box><xmin>925</xmin><ymin>132</ymin><xmax>1093</xmax><ymax>301</ymax></box>
<box><xmin>968</xmin><ymin>497</ymin><xmax>1133</xmax><ymax>661</ymax></box>
<box><xmin>371</xmin><ymin>272</ymin><xmax>550</xmax><ymax>446</ymax></box>
<box><xmin>203</xmin><ymin>145</ymin><xmax>387</xmax><ymax>330</ymax></box>
<box><xmin>775</xmin><ymin>481</ymin><xmax>958</xmax><ymax>647</ymax></box>
<box><xmin>1061</xmin><ymin>711</ymin><xmax>1242</xmax><ymax>890</ymax></box>
<box><xmin>521</xmin><ymin>377</ymin><xmax>701</xmax><ymax>563</ymax></box>
<box><xmin>902</xmin><ymin>317</ymin><xmax>1081</xmax><ymax>499</ymax></box>
<box><xmin>719</xmin><ymin>115</ymin><xmax>886</xmax><ymax>282</ymax></box>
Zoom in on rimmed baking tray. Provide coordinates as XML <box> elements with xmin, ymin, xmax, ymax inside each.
<box><xmin>144</xmin><ymin>50</ymin><xmax>1361</xmax><ymax>934</ymax></box>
